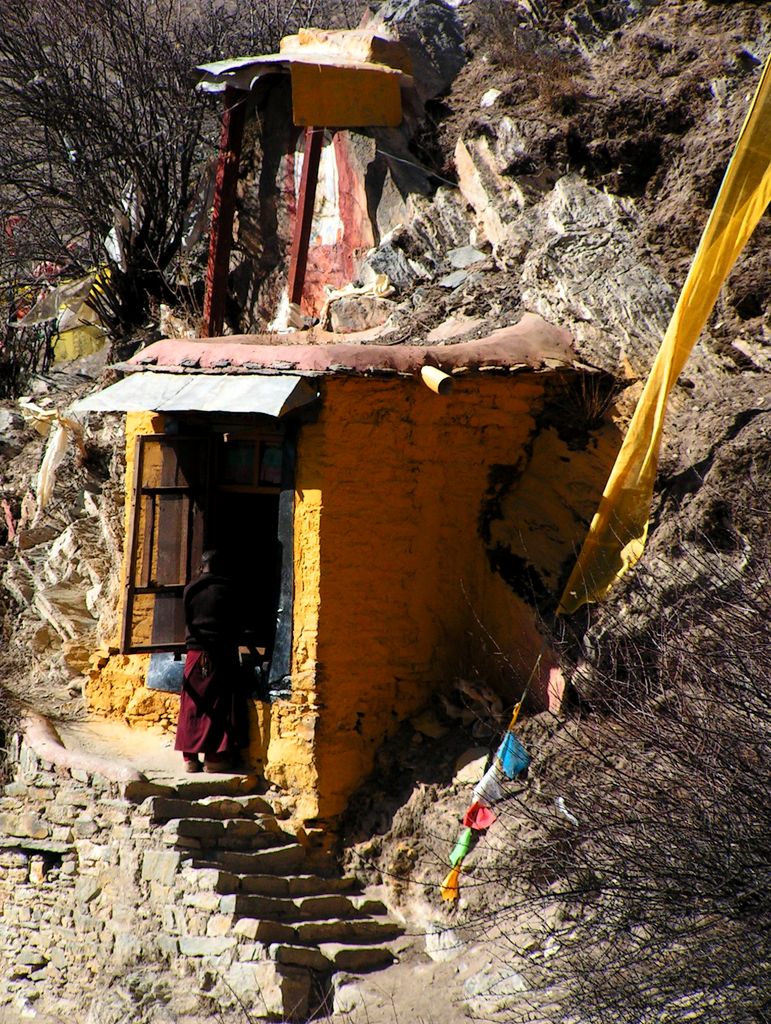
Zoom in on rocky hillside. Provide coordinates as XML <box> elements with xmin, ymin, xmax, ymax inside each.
<box><xmin>0</xmin><ymin>1</ymin><xmax>768</xmax><ymax>1021</ymax></box>
<box><xmin>332</xmin><ymin>4</ymin><xmax>770</xmax><ymax>1023</ymax></box>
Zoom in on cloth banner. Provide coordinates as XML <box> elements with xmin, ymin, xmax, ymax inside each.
<box><xmin>496</xmin><ymin>731</ymin><xmax>531</xmax><ymax>780</ymax></box>
<box><xmin>440</xmin><ymin>867</ymin><xmax>461</xmax><ymax>902</ymax></box>
<box><xmin>463</xmin><ymin>800</ymin><xmax>497</xmax><ymax>830</ymax></box>
<box><xmin>473</xmin><ymin>762</ymin><xmax>507</xmax><ymax>805</ymax></box>
<box><xmin>559</xmin><ymin>53</ymin><xmax>771</xmax><ymax>614</ymax></box>
<box><xmin>449</xmin><ymin>827</ymin><xmax>474</xmax><ymax>867</ymax></box>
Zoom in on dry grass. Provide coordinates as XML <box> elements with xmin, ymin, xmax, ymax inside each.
<box><xmin>474</xmin><ymin>0</ymin><xmax>592</xmax><ymax>115</ymax></box>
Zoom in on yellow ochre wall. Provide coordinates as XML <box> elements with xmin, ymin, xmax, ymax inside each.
<box><xmin>85</xmin><ymin>411</ymin><xmax>271</xmax><ymax>767</ymax></box>
<box><xmin>85</xmin><ymin>411</ymin><xmax>167</xmax><ymax>724</ymax></box>
<box><xmin>86</xmin><ymin>376</ymin><xmax>618</xmax><ymax>823</ymax></box>
<box><xmin>275</xmin><ymin>374</ymin><xmax>580</xmax><ymax>821</ymax></box>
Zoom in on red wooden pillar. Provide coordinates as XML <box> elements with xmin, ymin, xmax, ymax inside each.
<box><xmin>287</xmin><ymin>126</ymin><xmax>324</xmax><ymax>310</ymax></box>
<box><xmin>202</xmin><ymin>87</ymin><xmax>247</xmax><ymax>338</ymax></box>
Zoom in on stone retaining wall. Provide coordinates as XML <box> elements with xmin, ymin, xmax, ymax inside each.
<box><xmin>2</xmin><ymin>734</ymin><xmax>161</xmax><ymax>1019</ymax></box>
<box><xmin>0</xmin><ymin>734</ymin><xmax>304</xmax><ymax>1022</ymax></box>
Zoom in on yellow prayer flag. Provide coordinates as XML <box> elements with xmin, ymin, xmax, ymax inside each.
<box><xmin>440</xmin><ymin>866</ymin><xmax>461</xmax><ymax>902</ymax></box>
<box><xmin>559</xmin><ymin>54</ymin><xmax>771</xmax><ymax>615</ymax></box>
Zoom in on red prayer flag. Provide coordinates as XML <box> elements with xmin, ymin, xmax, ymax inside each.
<box><xmin>463</xmin><ymin>800</ymin><xmax>497</xmax><ymax>830</ymax></box>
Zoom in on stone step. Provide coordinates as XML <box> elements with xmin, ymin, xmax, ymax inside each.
<box><xmin>294</xmin><ymin>917</ymin><xmax>403</xmax><ymax>944</ymax></box>
<box><xmin>229</xmin><ymin>915</ymin><xmax>401</xmax><ymax>948</ymax></box>
<box><xmin>200</xmin><ymin>793</ymin><xmax>281</xmax><ymax>816</ymax></box>
<box><xmin>165</xmin><ymin>817</ymin><xmax>292</xmax><ymax>852</ymax></box>
<box><xmin>189</xmin><ymin>867</ymin><xmax>360</xmax><ymax>899</ymax></box>
<box><xmin>221</xmin><ymin>892</ymin><xmax>365</xmax><ymax>922</ymax></box>
<box><xmin>268</xmin><ymin>943</ymin><xmax>331</xmax><ymax>972</ymax></box>
<box><xmin>209</xmin><ymin>843</ymin><xmax>307</xmax><ymax>875</ymax></box>
<box><xmin>123</xmin><ymin>780</ymin><xmax>177</xmax><ymax>803</ymax></box>
<box><xmin>318</xmin><ymin>942</ymin><xmax>396</xmax><ymax>972</ymax></box>
<box><xmin>267</xmin><ymin>941</ymin><xmax>395</xmax><ymax>972</ymax></box>
<box><xmin>142</xmin><ymin>794</ymin><xmax>276</xmax><ymax>823</ymax></box>
<box><xmin>170</xmin><ymin>776</ymin><xmax>264</xmax><ymax>800</ymax></box>
<box><xmin>232</xmin><ymin>917</ymin><xmax>298</xmax><ymax>944</ymax></box>
<box><xmin>347</xmin><ymin>896</ymin><xmax>389</xmax><ymax>915</ymax></box>
<box><xmin>244</xmin><ymin>873</ymin><xmax>361</xmax><ymax>898</ymax></box>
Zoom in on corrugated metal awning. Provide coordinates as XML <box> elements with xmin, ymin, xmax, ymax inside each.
<box><xmin>71</xmin><ymin>372</ymin><xmax>318</xmax><ymax>417</ymax></box>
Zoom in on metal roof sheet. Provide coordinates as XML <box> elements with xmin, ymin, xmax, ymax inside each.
<box><xmin>197</xmin><ymin>52</ymin><xmax>407</xmax><ymax>95</ymax></box>
<box><xmin>71</xmin><ymin>373</ymin><xmax>318</xmax><ymax>417</ymax></box>
<box><xmin>197</xmin><ymin>29</ymin><xmax>412</xmax><ymax>94</ymax></box>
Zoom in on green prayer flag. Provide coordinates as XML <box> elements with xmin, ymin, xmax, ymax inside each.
<box><xmin>449</xmin><ymin>827</ymin><xmax>474</xmax><ymax>867</ymax></box>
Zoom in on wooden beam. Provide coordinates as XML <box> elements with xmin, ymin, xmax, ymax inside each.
<box><xmin>202</xmin><ymin>87</ymin><xmax>247</xmax><ymax>338</ymax></box>
<box><xmin>287</xmin><ymin>126</ymin><xmax>324</xmax><ymax>309</ymax></box>
<box><xmin>120</xmin><ymin>434</ymin><xmax>146</xmax><ymax>654</ymax></box>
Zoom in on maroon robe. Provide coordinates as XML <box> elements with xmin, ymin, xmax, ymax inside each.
<box><xmin>174</xmin><ymin>573</ymin><xmax>247</xmax><ymax>756</ymax></box>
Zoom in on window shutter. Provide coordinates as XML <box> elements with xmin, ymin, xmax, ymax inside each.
<box><xmin>121</xmin><ymin>434</ymin><xmax>210</xmax><ymax>654</ymax></box>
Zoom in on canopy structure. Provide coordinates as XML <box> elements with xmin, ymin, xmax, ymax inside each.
<box><xmin>70</xmin><ymin>372</ymin><xmax>318</xmax><ymax>417</ymax></box>
<box><xmin>197</xmin><ymin>27</ymin><xmax>413</xmax><ymax>338</ymax></box>
<box><xmin>196</xmin><ymin>29</ymin><xmax>412</xmax><ymax>126</ymax></box>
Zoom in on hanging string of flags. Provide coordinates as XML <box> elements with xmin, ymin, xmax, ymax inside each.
<box><xmin>440</xmin><ymin>688</ymin><xmax>532</xmax><ymax>903</ymax></box>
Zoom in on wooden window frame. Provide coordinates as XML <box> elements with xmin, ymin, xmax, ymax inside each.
<box><xmin>120</xmin><ymin>423</ymin><xmax>297</xmax><ymax>699</ymax></box>
<box><xmin>121</xmin><ymin>434</ymin><xmax>210</xmax><ymax>654</ymax></box>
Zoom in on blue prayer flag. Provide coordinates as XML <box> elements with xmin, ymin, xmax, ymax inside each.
<box><xmin>496</xmin><ymin>731</ymin><xmax>530</xmax><ymax>779</ymax></box>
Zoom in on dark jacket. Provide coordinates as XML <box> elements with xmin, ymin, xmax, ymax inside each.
<box><xmin>183</xmin><ymin>573</ymin><xmax>239</xmax><ymax>652</ymax></box>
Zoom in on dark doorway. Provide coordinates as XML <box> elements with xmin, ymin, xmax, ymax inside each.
<box><xmin>209</xmin><ymin>431</ymin><xmax>284</xmax><ymax>659</ymax></box>
<box><xmin>123</xmin><ymin>415</ymin><xmax>294</xmax><ymax>696</ymax></box>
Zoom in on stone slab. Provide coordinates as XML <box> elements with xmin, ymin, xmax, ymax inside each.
<box><xmin>178</xmin><ymin>935</ymin><xmax>237</xmax><ymax>956</ymax></box>
<box><xmin>268</xmin><ymin>943</ymin><xmax>330</xmax><ymax>971</ymax></box>
<box><xmin>318</xmin><ymin>942</ymin><xmax>396</xmax><ymax>972</ymax></box>
<box><xmin>170</xmin><ymin>818</ymin><xmax>225</xmax><ymax>840</ymax></box>
<box><xmin>238</xmin><ymin>872</ymin><xmax>291</xmax><ymax>897</ymax></box>
<box><xmin>144</xmin><ymin>795</ymin><xmax>275</xmax><ymax>822</ymax></box>
<box><xmin>171</xmin><ymin>776</ymin><xmax>263</xmax><ymax>800</ymax></box>
<box><xmin>286</xmin><ymin>874</ymin><xmax>359</xmax><ymax>897</ymax></box>
<box><xmin>0</xmin><ymin>837</ymin><xmax>72</xmax><ymax>854</ymax></box>
<box><xmin>226</xmin><ymin>893</ymin><xmax>298</xmax><ymax>920</ymax></box>
<box><xmin>295</xmin><ymin>917</ymin><xmax>402</xmax><ymax>944</ymax></box>
<box><xmin>121</xmin><ymin>780</ymin><xmax>176</xmax><ymax>802</ymax></box>
<box><xmin>223</xmin><ymin>960</ymin><xmax>311</xmax><ymax>1021</ymax></box>
<box><xmin>232</xmin><ymin>917</ymin><xmax>297</xmax><ymax>944</ymax></box>
<box><xmin>141</xmin><ymin>849</ymin><xmax>180</xmax><ymax>885</ymax></box>
<box><xmin>447</xmin><ymin>244</ymin><xmax>487</xmax><ymax>269</ymax></box>
<box><xmin>217</xmin><ymin>843</ymin><xmax>305</xmax><ymax>875</ymax></box>
<box><xmin>438</xmin><ymin>269</ymin><xmax>469</xmax><ymax>289</ymax></box>
<box><xmin>293</xmin><ymin>894</ymin><xmax>359</xmax><ymax>920</ymax></box>
<box><xmin>0</xmin><ymin>813</ymin><xmax>50</xmax><ymax>840</ymax></box>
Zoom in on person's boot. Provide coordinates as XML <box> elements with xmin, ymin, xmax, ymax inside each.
<box><xmin>183</xmin><ymin>754</ymin><xmax>203</xmax><ymax>773</ymax></box>
<box><xmin>203</xmin><ymin>756</ymin><xmax>237</xmax><ymax>774</ymax></box>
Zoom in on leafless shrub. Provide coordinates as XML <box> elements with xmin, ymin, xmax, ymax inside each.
<box><xmin>0</xmin><ymin>0</ymin><xmax>365</xmax><ymax>388</ymax></box>
<box><xmin>0</xmin><ymin>0</ymin><xmax>220</xmax><ymax>340</ymax></box>
<box><xmin>461</xmin><ymin>477</ymin><xmax>771</xmax><ymax>1023</ymax></box>
<box><xmin>0</xmin><ymin>679</ymin><xmax>21</xmax><ymax>784</ymax></box>
<box><xmin>0</xmin><ymin>319</ymin><xmax>57</xmax><ymax>398</ymax></box>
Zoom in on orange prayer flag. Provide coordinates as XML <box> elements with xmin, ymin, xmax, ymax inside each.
<box><xmin>440</xmin><ymin>866</ymin><xmax>461</xmax><ymax>902</ymax></box>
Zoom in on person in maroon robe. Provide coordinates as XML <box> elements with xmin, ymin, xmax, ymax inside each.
<box><xmin>174</xmin><ymin>550</ymin><xmax>248</xmax><ymax>773</ymax></box>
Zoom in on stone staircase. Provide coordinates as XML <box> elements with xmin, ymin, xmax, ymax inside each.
<box><xmin>134</xmin><ymin>778</ymin><xmax>402</xmax><ymax>1017</ymax></box>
